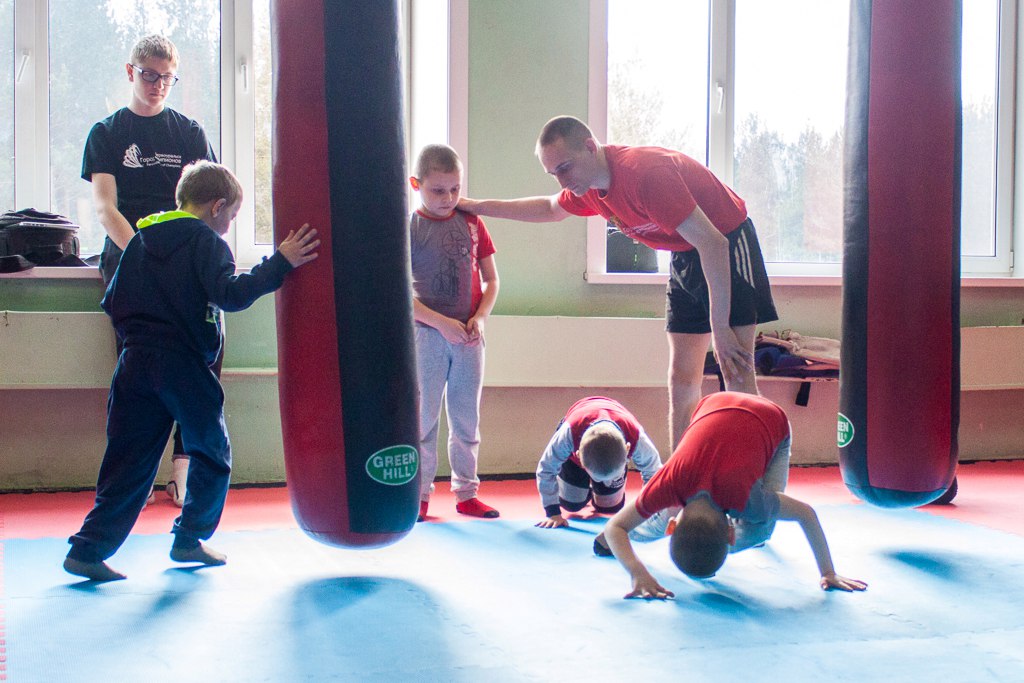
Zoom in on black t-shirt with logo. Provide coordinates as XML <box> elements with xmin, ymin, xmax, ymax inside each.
<box><xmin>81</xmin><ymin>107</ymin><xmax>216</xmax><ymax>280</ymax></box>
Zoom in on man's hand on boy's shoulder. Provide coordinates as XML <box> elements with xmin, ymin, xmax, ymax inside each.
<box><xmin>278</xmin><ymin>224</ymin><xmax>320</xmax><ymax>268</ymax></box>
<box><xmin>457</xmin><ymin>197</ymin><xmax>480</xmax><ymax>214</ymax></box>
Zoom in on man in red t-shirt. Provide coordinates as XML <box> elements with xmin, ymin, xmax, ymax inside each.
<box><xmin>460</xmin><ymin>116</ymin><xmax>778</xmax><ymax>449</ymax></box>
<box><xmin>602</xmin><ymin>392</ymin><xmax>867</xmax><ymax>599</ymax></box>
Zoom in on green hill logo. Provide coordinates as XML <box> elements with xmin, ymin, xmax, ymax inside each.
<box><xmin>837</xmin><ymin>413</ymin><xmax>855</xmax><ymax>448</ymax></box>
<box><xmin>366</xmin><ymin>445</ymin><xmax>419</xmax><ymax>486</ymax></box>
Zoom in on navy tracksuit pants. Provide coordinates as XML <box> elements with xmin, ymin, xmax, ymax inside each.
<box><xmin>67</xmin><ymin>346</ymin><xmax>232</xmax><ymax>563</ymax></box>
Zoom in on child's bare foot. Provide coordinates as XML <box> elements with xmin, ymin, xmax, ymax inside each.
<box><xmin>593</xmin><ymin>533</ymin><xmax>613</xmax><ymax>557</ymax></box>
<box><xmin>170</xmin><ymin>542</ymin><xmax>227</xmax><ymax>566</ymax></box>
<box><xmin>63</xmin><ymin>557</ymin><xmax>126</xmax><ymax>581</ymax></box>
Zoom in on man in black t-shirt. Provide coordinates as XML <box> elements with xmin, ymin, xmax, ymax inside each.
<box><xmin>81</xmin><ymin>34</ymin><xmax>217</xmax><ymax>507</ymax></box>
<box><xmin>82</xmin><ymin>34</ymin><xmax>216</xmax><ymax>284</ymax></box>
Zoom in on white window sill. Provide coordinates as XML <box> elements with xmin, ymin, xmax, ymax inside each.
<box><xmin>5</xmin><ymin>266</ymin><xmax>1023</xmax><ymax>288</ymax></box>
<box><xmin>0</xmin><ymin>263</ymin><xmax>265</xmax><ymax>279</ymax></box>
<box><xmin>0</xmin><ymin>266</ymin><xmax>101</xmax><ymax>279</ymax></box>
<box><xmin>584</xmin><ymin>270</ymin><xmax>1024</xmax><ymax>287</ymax></box>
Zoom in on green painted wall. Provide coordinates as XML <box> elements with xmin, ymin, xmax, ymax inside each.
<box><xmin>0</xmin><ymin>277</ymin><xmax>106</xmax><ymax>312</ymax></box>
<box><xmin>0</xmin><ymin>277</ymin><xmax>279</xmax><ymax>368</ymax></box>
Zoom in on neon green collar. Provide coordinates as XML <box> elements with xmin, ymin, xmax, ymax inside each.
<box><xmin>136</xmin><ymin>210</ymin><xmax>197</xmax><ymax>230</ymax></box>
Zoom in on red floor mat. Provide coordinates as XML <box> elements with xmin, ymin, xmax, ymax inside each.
<box><xmin>786</xmin><ymin>460</ymin><xmax>1024</xmax><ymax>537</ymax></box>
<box><xmin>1</xmin><ymin>461</ymin><xmax>1021</xmax><ymax>540</ymax></box>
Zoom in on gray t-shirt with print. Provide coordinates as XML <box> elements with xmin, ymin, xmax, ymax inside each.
<box><xmin>409</xmin><ymin>209</ymin><xmax>495</xmax><ymax>323</ymax></box>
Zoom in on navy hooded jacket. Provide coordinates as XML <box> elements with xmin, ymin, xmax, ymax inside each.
<box><xmin>101</xmin><ymin>211</ymin><xmax>293</xmax><ymax>366</ymax></box>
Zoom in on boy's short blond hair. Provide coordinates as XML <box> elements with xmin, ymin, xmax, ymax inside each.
<box><xmin>176</xmin><ymin>161</ymin><xmax>243</xmax><ymax>209</ymax></box>
<box><xmin>578</xmin><ymin>422</ymin><xmax>628</xmax><ymax>481</ymax></box>
<box><xmin>130</xmin><ymin>34</ymin><xmax>179</xmax><ymax>68</ymax></box>
<box><xmin>414</xmin><ymin>144</ymin><xmax>462</xmax><ymax>180</ymax></box>
<box><xmin>536</xmin><ymin>115</ymin><xmax>594</xmax><ymax>155</ymax></box>
<box><xmin>669</xmin><ymin>509</ymin><xmax>731</xmax><ymax>579</ymax></box>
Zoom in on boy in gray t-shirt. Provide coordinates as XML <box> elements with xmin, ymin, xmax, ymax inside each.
<box><xmin>409</xmin><ymin>144</ymin><xmax>500</xmax><ymax>521</ymax></box>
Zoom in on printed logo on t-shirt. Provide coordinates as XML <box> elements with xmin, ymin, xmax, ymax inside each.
<box><xmin>431</xmin><ymin>228</ymin><xmax>471</xmax><ymax>299</ymax></box>
<box><xmin>123</xmin><ymin>144</ymin><xmax>144</xmax><ymax>168</ymax></box>
<box><xmin>122</xmin><ymin>143</ymin><xmax>183</xmax><ymax>170</ymax></box>
<box><xmin>616</xmin><ymin>219</ymin><xmax>660</xmax><ymax>240</ymax></box>
<box><xmin>610</xmin><ymin>214</ymin><xmax>661</xmax><ymax>239</ymax></box>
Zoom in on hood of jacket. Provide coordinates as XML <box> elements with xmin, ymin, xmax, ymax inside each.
<box><xmin>135</xmin><ymin>210</ymin><xmax>208</xmax><ymax>259</ymax></box>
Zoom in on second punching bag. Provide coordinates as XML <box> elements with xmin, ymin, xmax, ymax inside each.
<box><xmin>839</xmin><ymin>0</ymin><xmax>961</xmax><ymax>508</ymax></box>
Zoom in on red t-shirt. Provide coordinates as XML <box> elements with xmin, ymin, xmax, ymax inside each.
<box><xmin>635</xmin><ymin>392</ymin><xmax>790</xmax><ymax>518</ymax></box>
<box><xmin>564</xmin><ymin>396</ymin><xmax>642</xmax><ymax>466</ymax></box>
<box><xmin>557</xmin><ymin>145</ymin><xmax>747</xmax><ymax>252</ymax></box>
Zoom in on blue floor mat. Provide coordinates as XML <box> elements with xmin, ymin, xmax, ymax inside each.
<box><xmin>4</xmin><ymin>504</ymin><xmax>1024</xmax><ymax>682</ymax></box>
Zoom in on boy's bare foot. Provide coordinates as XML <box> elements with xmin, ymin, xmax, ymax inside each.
<box><xmin>170</xmin><ymin>542</ymin><xmax>227</xmax><ymax>566</ymax></box>
<box><xmin>63</xmin><ymin>557</ymin><xmax>127</xmax><ymax>581</ymax></box>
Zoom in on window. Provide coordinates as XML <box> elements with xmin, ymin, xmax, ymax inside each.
<box><xmin>961</xmin><ymin>0</ymin><xmax>1013</xmax><ymax>274</ymax></box>
<box><xmin>5</xmin><ymin>1</ymin><xmax>461</xmax><ymax>269</ymax></box>
<box><xmin>0</xmin><ymin>0</ymin><xmax>11</xmax><ymax>210</ymax></box>
<box><xmin>0</xmin><ymin>0</ymin><xmax>12</xmax><ymax>209</ymax></box>
<box><xmin>408</xmin><ymin>0</ymin><xmax>450</xmax><ymax>160</ymax></box>
<box><xmin>251</xmin><ymin>0</ymin><xmax>272</xmax><ymax>247</ymax></box>
<box><xmin>46</xmin><ymin>0</ymin><xmax>221</xmax><ymax>256</ymax></box>
<box><xmin>590</xmin><ymin>0</ymin><xmax>1017</xmax><ymax>282</ymax></box>
<box><xmin>732</xmin><ymin>0</ymin><xmax>846</xmax><ymax>269</ymax></box>
<box><xmin>6</xmin><ymin>0</ymin><xmax>293</xmax><ymax>267</ymax></box>
<box><xmin>407</xmin><ymin>0</ymin><xmax>468</xmax><ymax>191</ymax></box>
<box><xmin>602</xmin><ymin>0</ymin><xmax>708</xmax><ymax>275</ymax></box>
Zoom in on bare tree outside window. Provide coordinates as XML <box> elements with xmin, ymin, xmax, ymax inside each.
<box><xmin>48</xmin><ymin>0</ymin><xmax>221</xmax><ymax>254</ymax></box>
<box><xmin>606</xmin><ymin>0</ymin><xmax>707</xmax><ymax>272</ymax></box>
<box><xmin>733</xmin><ymin>1</ymin><xmax>847</xmax><ymax>265</ymax></box>
<box><xmin>605</xmin><ymin>0</ymin><xmax>1005</xmax><ymax>273</ymax></box>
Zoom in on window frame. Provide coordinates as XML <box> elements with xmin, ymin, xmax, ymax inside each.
<box><xmin>6</xmin><ymin>0</ymin><xmax>467</xmax><ymax>272</ymax></box>
<box><xmin>5</xmin><ymin>1</ymin><xmax>1017</xmax><ymax>281</ymax></box>
<box><xmin>968</xmin><ymin>0</ymin><xmax>1016</xmax><ymax>275</ymax></box>
<box><xmin>11</xmin><ymin>0</ymin><xmax>238</xmax><ymax>263</ymax></box>
<box><xmin>406</xmin><ymin>0</ymin><xmax>469</xmax><ymax>193</ymax></box>
<box><xmin>585</xmin><ymin>0</ymin><xmax>1020</xmax><ymax>285</ymax></box>
<box><xmin>12</xmin><ymin>0</ymin><xmax>48</xmax><ymax>215</ymax></box>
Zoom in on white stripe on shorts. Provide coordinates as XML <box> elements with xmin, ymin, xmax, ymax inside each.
<box><xmin>734</xmin><ymin>228</ymin><xmax>754</xmax><ymax>288</ymax></box>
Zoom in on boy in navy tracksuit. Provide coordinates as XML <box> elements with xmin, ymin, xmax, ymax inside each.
<box><xmin>64</xmin><ymin>161</ymin><xmax>319</xmax><ymax>581</ymax></box>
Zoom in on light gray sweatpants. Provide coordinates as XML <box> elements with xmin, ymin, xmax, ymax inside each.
<box><xmin>415</xmin><ymin>324</ymin><xmax>484</xmax><ymax>503</ymax></box>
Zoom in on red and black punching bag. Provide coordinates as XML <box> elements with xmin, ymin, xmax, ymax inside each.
<box><xmin>839</xmin><ymin>0</ymin><xmax>961</xmax><ymax>507</ymax></box>
<box><xmin>271</xmin><ymin>0</ymin><xmax>420</xmax><ymax>546</ymax></box>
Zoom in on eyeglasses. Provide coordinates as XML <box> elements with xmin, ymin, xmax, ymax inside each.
<box><xmin>132</xmin><ymin>65</ymin><xmax>179</xmax><ymax>86</ymax></box>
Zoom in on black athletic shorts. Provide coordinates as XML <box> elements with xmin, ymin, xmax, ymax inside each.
<box><xmin>665</xmin><ymin>218</ymin><xmax>778</xmax><ymax>334</ymax></box>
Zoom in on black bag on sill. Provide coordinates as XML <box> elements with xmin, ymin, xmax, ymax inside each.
<box><xmin>0</xmin><ymin>208</ymin><xmax>83</xmax><ymax>266</ymax></box>
<box><xmin>606</xmin><ymin>229</ymin><xmax>658</xmax><ymax>273</ymax></box>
